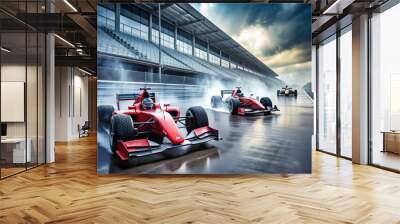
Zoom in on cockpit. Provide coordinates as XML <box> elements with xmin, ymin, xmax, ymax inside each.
<box><xmin>236</xmin><ymin>89</ymin><xmax>244</xmax><ymax>97</ymax></box>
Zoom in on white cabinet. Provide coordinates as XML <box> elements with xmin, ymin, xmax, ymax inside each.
<box><xmin>1</xmin><ymin>138</ymin><xmax>31</xmax><ymax>163</ymax></box>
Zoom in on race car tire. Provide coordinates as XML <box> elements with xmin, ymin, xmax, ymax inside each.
<box><xmin>260</xmin><ymin>97</ymin><xmax>273</xmax><ymax>109</ymax></box>
<box><xmin>111</xmin><ymin>114</ymin><xmax>138</xmax><ymax>143</ymax></box>
<box><xmin>98</xmin><ymin>105</ymin><xmax>115</xmax><ymax>152</ymax></box>
<box><xmin>228</xmin><ymin>98</ymin><xmax>240</xmax><ymax>115</ymax></box>
<box><xmin>98</xmin><ymin>105</ymin><xmax>114</xmax><ymax>126</ymax></box>
<box><xmin>211</xmin><ymin>95</ymin><xmax>223</xmax><ymax>108</ymax></box>
<box><xmin>294</xmin><ymin>90</ymin><xmax>298</xmax><ymax>96</ymax></box>
<box><xmin>277</xmin><ymin>90</ymin><xmax>280</xmax><ymax>96</ymax></box>
<box><xmin>185</xmin><ymin>106</ymin><xmax>209</xmax><ymax>133</ymax></box>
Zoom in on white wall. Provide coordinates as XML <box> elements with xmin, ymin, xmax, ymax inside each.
<box><xmin>1</xmin><ymin>63</ymin><xmax>46</xmax><ymax>164</ymax></box>
<box><xmin>54</xmin><ymin>67</ymin><xmax>89</xmax><ymax>141</ymax></box>
<box><xmin>1</xmin><ymin>65</ymin><xmax>26</xmax><ymax>139</ymax></box>
<box><xmin>72</xmin><ymin>72</ymin><xmax>89</xmax><ymax>138</ymax></box>
<box><xmin>1</xmin><ymin>65</ymin><xmax>43</xmax><ymax>137</ymax></box>
<box><xmin>55</xmin><ymin>67</ymin><xmax>70</xmax><ymax>141</ymax></box>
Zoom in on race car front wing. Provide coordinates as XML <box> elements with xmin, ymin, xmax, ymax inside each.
<box><xmin>115</xmin><ymin>126</ymin><xmax>219</xmax><ymax>160</ymax></box>
<box><xmin>237</xmin><ymin>105</ymin><xmax>280</xmax><ymax>116</ymax></box>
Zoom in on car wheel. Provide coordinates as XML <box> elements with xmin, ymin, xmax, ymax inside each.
<box><xmin>277</xmin><ymin>90</ymin><xmax>280</xmax><ymax>96</ymax></box>
<box><xmin>98</xmin><ymin>105</ymin><xmax>115</xmax><ymax>150</ymax></box>
<box><xmin>211</xmin><ymin>95</ymin><xmax>223</xmax><ymax>108</ymax></box>
<box><xmin>111</xmin><ymin>114</ymin><xmax>137</xmax><ymax>151</ymax></box>
<box><xmin>228</xmin><ymin>98</ymin><xmax>240</xmax><ymax>115</ymax></box>
<box><xmin>185</xmin><ymin>106</ymin><xmax>209</xmax><ymax>133</ymax></box>
<box><xmin>260</xmin><ymin>97</ymin><xmax>273</xmax><ymax>109</ymax></box>
<box><xmin>294</xmin><ymin>90</ymin><xmax>298</xmax><ymax>97</ymax></box>
<box><xmin>98</xmin><ymin>105</ymin><xmax>114</xmax><ymax>129</ymax></box>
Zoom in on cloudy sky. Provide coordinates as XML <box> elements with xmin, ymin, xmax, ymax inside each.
<box><xmin>191</xmin><ymin>3</ymin><xmax>311</xmax><ymax>84</ymax></box>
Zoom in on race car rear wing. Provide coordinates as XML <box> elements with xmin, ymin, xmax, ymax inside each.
<box><xmin>116</xmin><ymin>93</ymin><xmax>155</xmax><ymax>110</ymax></box>
<box><xmin>220</xmin><ymin>90</ymin><xmax>234</xmax><ymax>97</ymax></box>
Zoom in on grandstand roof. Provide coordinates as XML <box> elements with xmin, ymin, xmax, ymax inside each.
<box><xmin>134</xmin><ymin>3</ymin><xmax>278</xmax><ymax>77</ymax></box>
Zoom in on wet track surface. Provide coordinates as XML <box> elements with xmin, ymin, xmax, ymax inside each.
<box><xmin>98</xmin><ymin>82</ymin><xmax>313</xmax><ymax>174</ymax></box>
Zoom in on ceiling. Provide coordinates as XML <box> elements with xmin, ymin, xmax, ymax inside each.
<box><xmin>0</xmin><ymin>0</ymin><xmax>97</xmax><ymax>73</ymax></box>
<box><xmin>0</xmin><ymin>0</ymin><xmax>395</xmax><ymax>76</ymax></box>
<box><xmin>311</xmin><ymin>0</ymin><xmax>390</xmax><ymax>43</ymax></box>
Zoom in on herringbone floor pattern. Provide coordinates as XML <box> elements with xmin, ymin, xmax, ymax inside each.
<box><xmin>1</xmin><ymin>135</ymin><xmax>400</xmax><ymax>223</ymax></box>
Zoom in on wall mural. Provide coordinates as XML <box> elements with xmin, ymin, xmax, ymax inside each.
<box><xmin>97</xmin><ymin>3</ymin><xmax>312</xmax><ymax>174</ymax></box>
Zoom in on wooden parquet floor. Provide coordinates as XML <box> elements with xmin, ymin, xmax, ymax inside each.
<box><xmin>1</xmin><ymin>135</ymin><xmax>400</xmax><ymax>224</ymax></box>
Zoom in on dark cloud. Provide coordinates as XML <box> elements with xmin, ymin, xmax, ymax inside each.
<box><xmin>191</xmin><ymin>3</ymin><xmax>311</xmax><ymax>82</ymax></box>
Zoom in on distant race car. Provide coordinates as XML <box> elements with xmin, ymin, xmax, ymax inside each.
<box><xmin>98</xmin><ymin>87</ymin><xmax>219</xmax><ymax>166</ymax></box>
<box><xmin>277</xmin><ymin>85</ymin><xmax>297</xmax><ymax>96</ymax></box>
<box><xmin>210</xmin><ymin>87</ymin><xmax>279</xmax><ymax>116</ymax></box>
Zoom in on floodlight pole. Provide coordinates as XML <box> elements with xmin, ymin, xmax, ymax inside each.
<box><xmin>174</xmin><ymin>24</ymin><xmax>177</xmax><ymax>50</ymax></box>
<box><xmin>207</xmin><ymin>41</ymin><xmax>210</xmax><ymax>62</ymax></box>
<box><xmin>149</xmin><ymin>14</ymin><xmax>152</xmax><ymax>42</ymax></box>
<box><xmin>115</xmin><ymin>4</ymin><xmax>120</xmax><ymax>32</ymax></box>
<box><xmin>219</xmin><ymin>50</ymin><xmax>222</xmax><ymax>66</ymax></box>
<box><xmin>192</xmin><ymin>32</ymin><xmax>195</xmax><ymax>56</ymax></box>
<box><xmin>158</xmin><ymin>3</ymin><xmax>162</xmax><ymax>80</ymax></box>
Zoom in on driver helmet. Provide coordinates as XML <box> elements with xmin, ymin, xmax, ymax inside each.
<box><xmin>236</xmin><ymin>89</ymin><xmax>244</xmax><ymax>97</ymax></box>
<box><xmin>142</xmin><ymin>97</ymin><xmax>154</xmax><ymax>110</ymax></box>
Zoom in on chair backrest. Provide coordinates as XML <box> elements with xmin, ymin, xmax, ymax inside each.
<box><xmin>82</xmin><ymin>121</ymin><xmax>90</xmax><ymax>129</ymax></box>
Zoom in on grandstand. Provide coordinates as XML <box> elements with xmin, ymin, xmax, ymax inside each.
<box><xmin>96</xmin><ymin>3</ymin><xmax>286</xmax><ymax>108</ymax></box>
<box><xmin>97</xmin><ymin>3</ymin><xmax>283</xmax><ymax>86</ymax></box>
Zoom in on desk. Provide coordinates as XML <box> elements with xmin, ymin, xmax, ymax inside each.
<box><xmin>382</xmin><ymin>131</ymin><xmax>400</xmax><ymax>154</ymax></box>
<box><xmin>1</xmin><ymin>138</ymin><xmax>31</xmax><ymax>164</ymax></box>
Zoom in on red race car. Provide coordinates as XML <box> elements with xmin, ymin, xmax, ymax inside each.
<box><xmin>210</xmin><ymin>87</ymin><xmax>279</xmax><ymax>115</ymax></box>
<box><xmin>277</xmin><ymin>85</ymin><xmax>298</xmax><ymax>97</ymax></box>
<box><xmin>98</xmin><ymin>88</ymin><xmax>219</xmax><ymax>166</ymax></box>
